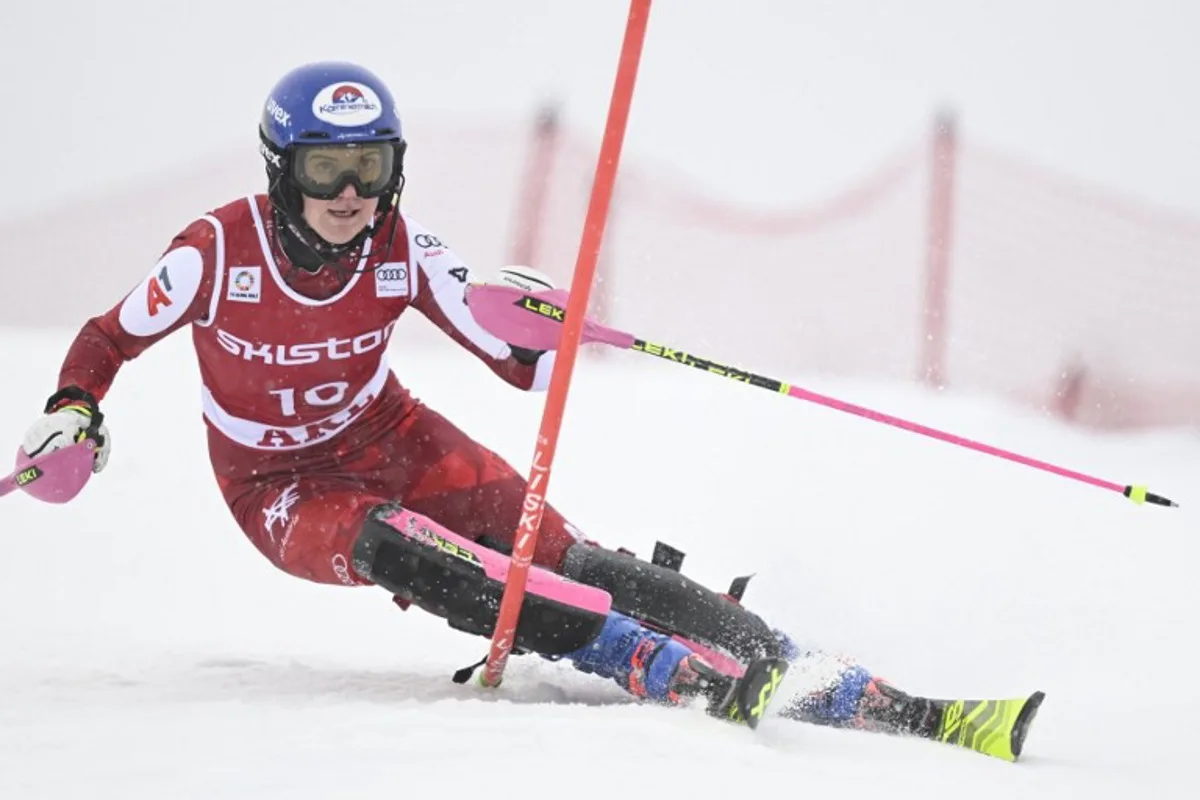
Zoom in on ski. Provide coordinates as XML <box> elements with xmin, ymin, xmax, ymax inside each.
<box><xmin>781</xmin><ymin>681</ymin><xmax>1046</xmax><ymax>762</ymax></box>
<box><xmin>931</xmin><ymin>690</ymin><xmax>1046</xmax><ymax>762</ymax></box>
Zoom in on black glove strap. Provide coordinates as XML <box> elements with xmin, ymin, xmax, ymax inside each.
<box><xmin>44</xmin><ymin>385</ymin><xmax>106</xmax><ymax>445</ymax></box>
<box><xmin>509</xmin><ymin>345</ymin><xmax>544</xmax><ymax>366</ymax></box>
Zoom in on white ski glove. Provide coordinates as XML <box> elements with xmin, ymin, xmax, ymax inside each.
<box><xmin>22</xmin><ymin>387</ymin><xmax>111</xmax><ymax>473</ymax></box>
<box><xmin>493</xmin><ymin>265</ymin><xmax>556</xmax><ymax>294</ymax></box>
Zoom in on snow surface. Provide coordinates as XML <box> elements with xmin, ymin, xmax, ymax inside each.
<box><xmin>1</xmin><ymin>326</ymin><xmax>1197</xmax><ymax>798</ymax></box>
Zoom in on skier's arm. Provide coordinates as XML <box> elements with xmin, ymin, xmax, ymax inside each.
<box><xmin>58</xmin><ymin>219</ymin><xmax>220</xmax><ymax>400</ymax></box>
<box><xmin>405</xmin><ymin>216</ymin><xmax>554</xmax><ymax>391</ymax></box>
<box><xmin>21</xmin><ymin>219</ymin><xmax>220</xmax><ymax>471</ymax></box>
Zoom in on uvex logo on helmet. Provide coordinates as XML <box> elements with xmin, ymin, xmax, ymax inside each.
<box><xmin>313</xmin><ymin>81</ymin><xmax>382</xmax><ymax>127</ymax></box>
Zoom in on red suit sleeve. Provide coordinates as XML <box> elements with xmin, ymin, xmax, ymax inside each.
<box><xmin>406</xmin><ymin>217</ymin><xmax>552</xmax><ymax>392</ymax></box>
<box><xmin>58</xmin><ymin>219</ymin><xmax>219</xmax><ymax>401</ymax></box>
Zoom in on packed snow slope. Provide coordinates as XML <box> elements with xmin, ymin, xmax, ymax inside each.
<box><xmin>1</xmin><ymin>326</ymin><xmax>1196</xmax><ymax>798</ymax></box>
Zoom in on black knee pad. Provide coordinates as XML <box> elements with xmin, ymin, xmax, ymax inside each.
<box><xmin>352</xmin><ymin>503</ymin><xmax>604</xmax><ymax>656</ymax></box>
<box><xmin>561</xmin><ymin>542</ymin><xmax>780</xmax><ymax>662</ymax></box>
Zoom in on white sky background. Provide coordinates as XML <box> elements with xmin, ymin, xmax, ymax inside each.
<box><xmin>3</xmin><ymin>0</ymin><xmax>1198</xmax><ymax>214</ymax></box>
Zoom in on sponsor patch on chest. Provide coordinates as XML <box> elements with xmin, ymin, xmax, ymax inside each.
<box><xmin>374</xmin><ymin>262</ymin><xmax>409</xmax><ymax>298</ymax></box>
<box><xmin>227</xmin><ymin>266</ymin><xmax>262</xmax><ymax>303</ymax></box>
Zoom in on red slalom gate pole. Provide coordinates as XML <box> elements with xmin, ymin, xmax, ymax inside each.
<box><xmin>480</xmin><ymin>0</ymin><xmax>653</xmax><ymax>688</ymax></box>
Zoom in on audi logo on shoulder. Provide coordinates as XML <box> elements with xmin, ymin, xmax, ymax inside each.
<box><xmin>376</xmin><ymin>267</ymin><xmax>408</xmax><ymax>281</ymax></box>
<box><xmin>414</xmin><ymin>234</ymin><xmax>443</xmax><ymax>249</ymax></box>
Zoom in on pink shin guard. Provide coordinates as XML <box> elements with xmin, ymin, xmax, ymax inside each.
<box><xmin>373</xmin><ymin>506</ymin><xmax>612</xmax><ymax>618</ymax></box>
<box><xmin>368</xmin><ymin>507</ymin><xmax>754</xmax><ymax>683</ymax></box>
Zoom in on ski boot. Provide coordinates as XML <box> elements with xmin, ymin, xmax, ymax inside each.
<box><xmin>785</xmin><ymin>664</ymin><xmax>1045</xmax><ymax>762</ymax></box>
<box><xmin>562</xmin><ymin>611</ymin><xmax>788</xmax><ymax>728</ymax></box>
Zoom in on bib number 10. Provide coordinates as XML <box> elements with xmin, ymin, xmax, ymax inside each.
<box><xmin>269</xmin><ymin>381</ymin><xmax>350</xmax><ymax>417</ymax></box>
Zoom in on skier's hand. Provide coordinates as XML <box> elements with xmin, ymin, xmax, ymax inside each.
<box><xmin>491</xmin><ymin>266</ymin><xmax>557</xmax><ymax>364</ymax></box>
<box><xmin>493</xmin><ymin>265</ymin><xmax>556</xmax><ymax>295</ymax></box>
<box><xmin>22</xmin><ymin>386</ymin><xmax>111</xmax><ymax>473</ymax></box>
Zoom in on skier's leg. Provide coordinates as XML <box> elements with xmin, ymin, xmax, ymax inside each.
<box><xmin>555</xmin><ymin>609</ymin><xmax>735</xmax><ymax>707</ymax></box>
<box><xmin>216</xmin><ymin>408</ymin><xmax>771</xmax><ymax>713</ymax></box>
<box><xmin>559</xmin><ymin>541</ymin><xmax>788</xmax><ymax>663</ymax></box>
<box><xmin>366</xmin><ymin>403</ymin><xmax>591</xmax><ymax>571</ymax></box>
<box><xmin>221</xmin><ymin>473</ymin><xmax>708</xmax><ymax>704</ymax></box>
<box><xmin>556</xmin><ymin>539</ymin><xmax>915</xmax><ymax>726</ymax></box>
<box><xmin>782</xmin><ymin>657</ymin><xmax>930</xmax><ymax>732</ymax></box>
<box><xmin>349</xmin><ymin>402</ymin><xmax>787</xmax><ymax>668</ymax></box>
<box><xmin>223</xmin><ymin>471</ymin><xmax>384</xmax><ymax>585</ymax></box>
<box><xmin>230</xmin><ymin>464</ymin><xmax>786</xmax><ymax>680</ymax></box>
<box><xmin>553</xmin><ymin>539</ymin><xmax>968</xmax><ymax>738</ymax></box>
<box><xmin>350</xmin><ymin>502</ymin><xmax>738</xmax><ymax>708</ymax></box>
<box><xmin>218</xmin><ymin>401</ymin><xmax>589</xmax><ymax>580</ymax></box>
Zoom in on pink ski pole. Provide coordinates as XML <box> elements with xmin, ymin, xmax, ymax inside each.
<box><xmin>466</xmin><ymin>283</ymin><xmax>1178</xmax><ymax>508</ymax></box>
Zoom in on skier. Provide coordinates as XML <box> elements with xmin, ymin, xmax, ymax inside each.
<box><xmin>19</xmin><ymin>61</ymin><xmax>1041</xmax><ymax>757</ymax></box>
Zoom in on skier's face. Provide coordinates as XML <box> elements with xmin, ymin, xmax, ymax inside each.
<box><xmin>302</xmin><ymin>184</ymin><xmax>380</xmax><ymax>245</ymax></box>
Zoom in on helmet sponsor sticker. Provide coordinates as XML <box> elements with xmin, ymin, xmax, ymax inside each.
<box><xmin>312</xmin><ymin>82</ymin><xmax>382</xmax><ymax>127</ymax></box>
<box><xmin>265</xmin><ymin>96</ymin><xmax>291</xmax><ymax>127</ymax></box>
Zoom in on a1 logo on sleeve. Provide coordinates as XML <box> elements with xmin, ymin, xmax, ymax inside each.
<box><xmin>118</xmin><ymin>246</ymin><xmax>204</xmax><ymax>337</ymax></box>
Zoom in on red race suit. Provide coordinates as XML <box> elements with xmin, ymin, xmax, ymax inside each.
<box><xmin>56</xmin><ymin>195</ymin><xmax>586</xmax><ymax>585</ymax></box>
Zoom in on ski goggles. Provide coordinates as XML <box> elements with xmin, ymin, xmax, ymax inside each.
<box><xmin>290</xmin><ymin>142</ymin><xmax>398</xmax><ymax>200</ymax></box>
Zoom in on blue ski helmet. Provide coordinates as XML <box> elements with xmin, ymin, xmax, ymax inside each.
<box><xmin>258</xmin><ymin>62</ymin><xmax>407</xmax><ymax>248</ymax></box>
